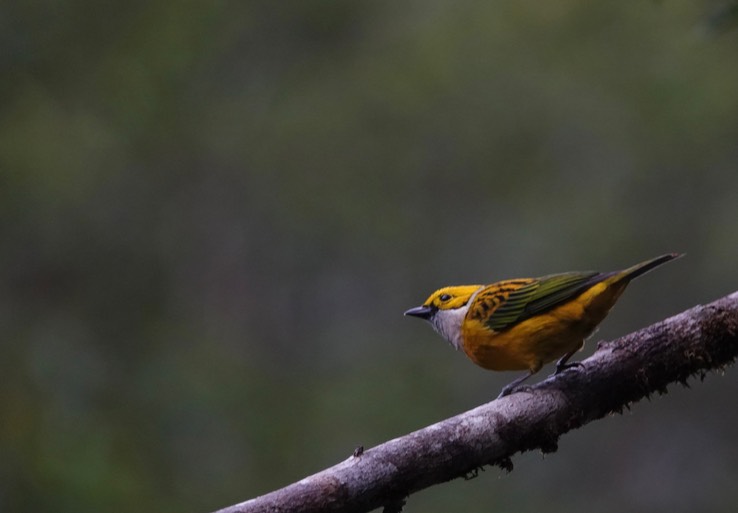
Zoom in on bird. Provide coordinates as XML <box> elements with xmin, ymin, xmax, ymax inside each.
<box><xmin>404</xmin><ymin>253</ymin><xmax>682</xmax><ymax>398</ymax></box>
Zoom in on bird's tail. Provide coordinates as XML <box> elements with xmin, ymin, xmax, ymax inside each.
<box><xmin>612</xmin><ymin>253</ymin><xmax>683</xmax><ymax>284</ymax></box>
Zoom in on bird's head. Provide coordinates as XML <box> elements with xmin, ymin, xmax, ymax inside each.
<box><xmin>404</xmin><ymin>285</ymin><xmax>482</xmax><ymax>319</ymax></box>
<box><xmin>404</xmin><ymin>285</ymin><xmax>483</xmax><ymax>349</ymax></box>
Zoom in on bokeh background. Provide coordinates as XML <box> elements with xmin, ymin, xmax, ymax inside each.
<box><xmin>3</xmin><ymin>2</ymin><xmax>738</xmax><ymax>512</ymax></box>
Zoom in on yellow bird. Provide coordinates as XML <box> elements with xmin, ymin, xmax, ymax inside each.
<box><xmin>405</xmin><ymin>254</ymin><xmax>681</xmax><ymax>397</ymax></box>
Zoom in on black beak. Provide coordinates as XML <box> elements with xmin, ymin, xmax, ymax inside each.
<box><xmin>404</xmin><ymin>305</ymin><xmax>435</xmax><ymax>319</ymax></box>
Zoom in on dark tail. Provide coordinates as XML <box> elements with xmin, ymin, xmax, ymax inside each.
<box><xmin>615</xmin><ymin>253</ymin><xmax>683</xmax><ymax>283</ymax></box>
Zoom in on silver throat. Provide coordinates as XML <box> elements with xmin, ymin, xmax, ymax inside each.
<box><xmin>430</xmin><ymin>305</ymin><xmax>469</xmax><ymax>350</ymax></box>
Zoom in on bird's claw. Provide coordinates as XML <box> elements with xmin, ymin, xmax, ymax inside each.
<box><xmin>553</xmin><ymin>361</ymin><xmax>583</xmax><ymax>376</ymax></box>
<box><xmin>496</xmin><ymin>384</ymin><xmax>533</xmax><ymax>399</ymax></box>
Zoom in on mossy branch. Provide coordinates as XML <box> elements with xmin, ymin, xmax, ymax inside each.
<box><xmin>213</xmin><ymin>292</ymin><xmax>738</xmax><ymax>513</ymax></box>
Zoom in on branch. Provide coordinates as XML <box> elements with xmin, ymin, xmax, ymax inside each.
<box><xmin>214</xmin><ymin>292</ymin><xmax>738</xmax><ymax>513</ymax></box>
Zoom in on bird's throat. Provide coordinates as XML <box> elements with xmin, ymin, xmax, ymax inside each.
<box><xmin>430</xmin><ymin>305</ymin><xmax>469</xmax><ymax>351</ymax></box>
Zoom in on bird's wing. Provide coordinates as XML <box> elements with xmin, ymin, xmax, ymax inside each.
<box><xmin>474</xmin><ymin>271</ymin><xmax>603</xmax><ymax>332</ymax></box>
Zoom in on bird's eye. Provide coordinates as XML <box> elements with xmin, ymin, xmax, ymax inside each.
<box><xmin>439</xmin><ymin>293</ymin><xmax>452</xmax><ymax>302</ymax></box>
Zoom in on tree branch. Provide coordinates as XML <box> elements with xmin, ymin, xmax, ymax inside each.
<box><xmin>214</xmin><ymin>292</ymin><xmax>738</xmax><ymax>513</ymax></box>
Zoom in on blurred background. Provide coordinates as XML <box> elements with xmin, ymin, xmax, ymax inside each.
<box><xmin>2</xmin><ymin>1</ymin><xmax>738</xmax><ymax>512</ymax></box>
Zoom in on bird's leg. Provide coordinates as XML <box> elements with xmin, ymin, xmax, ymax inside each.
<box><xmin>497</xmin><ymin>370</ymin><xmax>534</xmax><ymax>398</ymax></box>
<box><xmin>554</xmin><ymin>342</ymin><xmax>584</xmax><ymax>374</ymax></box>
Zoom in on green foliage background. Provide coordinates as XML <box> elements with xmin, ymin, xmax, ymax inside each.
<box><xmin>2</xmin><ymin>2</ymin><xmax>738</xmax><ymax>512</ymax></box>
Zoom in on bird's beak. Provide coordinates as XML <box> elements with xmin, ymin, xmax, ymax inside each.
<box><xmin>404</xmin><ymin>305</ymin><xmax>435</xmax><ymax>319</ymax></box>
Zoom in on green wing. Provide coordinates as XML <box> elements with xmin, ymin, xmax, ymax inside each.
<box><xmin>484</xmin><ymin>271</ymin><xmax>603</xmax><ymax>332</ymax></box>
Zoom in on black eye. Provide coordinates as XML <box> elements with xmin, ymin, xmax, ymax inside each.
<box><xmin>439</xmin><ymin>293</ymin><xmax>452</xmax><ymax>302</ymax></box>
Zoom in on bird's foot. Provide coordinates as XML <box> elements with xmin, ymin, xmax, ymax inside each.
<box><xmin>496</xmin><ymin>384</ymin><xmax>534</xmax><ymax>399</ymax></box>
<box><xmin>553</xmin><ymin>361</ymin><xmax>583</xmax><ymax>376</ymax></box>
<box><xmin>497</xmin><ymin>370</ymin><xmax>536</xmax><ymax>399</ymax></box>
